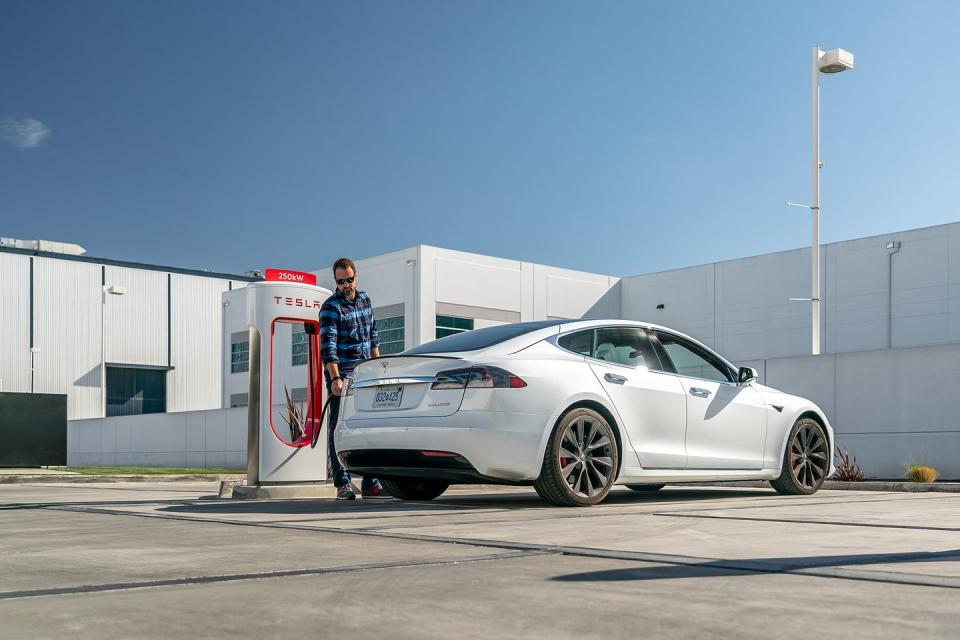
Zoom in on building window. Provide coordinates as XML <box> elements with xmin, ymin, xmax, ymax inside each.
<box><xmin>106</xmin><ymin>367</ymin><xmax>167</xmax><ymax>417</ymax></box>
<box><xmin>231</xmin><ymin>340</ymin><xmax>249</xmax><ymax>373</ymax></box>
<box><xmin>292</xmin><ymin>325</ymin><xmax>308</xmax><ymax>366</ymax></box>
<box><xmin>436</xmin><ymin>315</ymin><xmax>473</xmax><ymax>339</ymax></box>
<box><xmin>378</xmin><ymin>315</ymin><xmax>405</xmax><ymax>355</ymax></box>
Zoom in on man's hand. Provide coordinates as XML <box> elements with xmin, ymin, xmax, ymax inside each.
<box><xmin>332</xmin><ymin>378</ymin><xmax>344</xmax><ymax>397</ymax></box>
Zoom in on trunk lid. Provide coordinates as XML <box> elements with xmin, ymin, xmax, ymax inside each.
<box><xmin>345</xmin><ymin>355</ymin><xmax>472</xmax><ymax>419</ymax></box>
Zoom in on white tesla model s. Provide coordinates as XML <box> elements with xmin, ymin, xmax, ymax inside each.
<box><xmin>335</xmin><ymin>320</ymin><xmax>835</xmax><ymax>506</ymax></box>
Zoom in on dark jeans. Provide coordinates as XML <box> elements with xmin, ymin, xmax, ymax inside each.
<box><xmin>327</xmin><ymin>388</ymin><xmax>377</xmax><ymax>490</ymax></box>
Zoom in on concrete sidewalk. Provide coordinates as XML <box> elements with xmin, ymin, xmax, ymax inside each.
<box><xmin>0</xmin><ymin>481</ymin><xmax>957</xmax><ymax>639</ymax></box>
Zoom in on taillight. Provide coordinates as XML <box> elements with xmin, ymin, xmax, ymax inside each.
<box><xmin>431</xmin><ymin>367</ymin><xmax>527</xmax><ymax>390</ymax></box>
<box><xmin>343</xmin><ymin>377</ymin><xmax>354</xmax><ymax>396</ymax></box>
<box><xmin>431</xmin><ymin>368</ymin><xmax>475</xmax><ymax>390</ymax></box>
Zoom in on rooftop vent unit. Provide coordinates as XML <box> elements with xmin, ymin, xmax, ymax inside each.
<box><xmin>0</xmin><ymin>237</ymin><xmax>87</xmax><ymax>256</ymax></box>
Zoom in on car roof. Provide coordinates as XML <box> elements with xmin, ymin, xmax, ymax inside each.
<box><xmin>557</xmin><ymin>318</ymin><xmax>675</xmax><ymax>335</ymax></box>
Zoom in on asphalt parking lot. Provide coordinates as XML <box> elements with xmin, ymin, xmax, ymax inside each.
<box><xmin>1</xmin><ymin>482</ymin><xmax>957</xmax><ymax>639</ymax></box>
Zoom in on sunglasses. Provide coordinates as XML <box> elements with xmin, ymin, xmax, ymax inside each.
<box><xmin>336</xmin><ymin>276</ymin><xmax>355</xmax><ymax>285</ymax></box>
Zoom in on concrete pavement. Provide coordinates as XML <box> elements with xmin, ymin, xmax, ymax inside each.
<box><xmin>1</xmin><ymin>482</ymin><xmax>957</xmax><ymax>639</ymax></box>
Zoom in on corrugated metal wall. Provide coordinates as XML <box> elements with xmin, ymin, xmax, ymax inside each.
<box><xmin>0</xmin><ymin>253</ymin><xmax>241</xmax><ymax>419</ymax></box>
<box><xmin>33</xmin><ymin>257</ymin><xmax>102</xmax><ymax>420</ymax></box>
<box><xmin>168</xmin><ymin>274</ymin><xmax>229</xmax><ymax>412</ymax></box>
<box><xmin>104</xmin><ymin>266</ymin><xmax>168</xmax><ymax>366</ymax></box>
<box><xmin>0</xmin><ymin>253</ymin><xmax>31</xmax><ymax>393</ymax></box>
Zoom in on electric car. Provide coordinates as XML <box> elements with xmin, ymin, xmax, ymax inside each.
<box><xmin>335</xmin><ymin>319</ymin><xmax>834</xmax><ymax>506</ymax></box>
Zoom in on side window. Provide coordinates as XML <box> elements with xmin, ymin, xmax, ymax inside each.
<box><xmin>655</xmin><ymin>333</ymin><xmax>733</xmax><ymax>383</ymax></box>
<box><xmin>591</xmin><ymin>327</ymin><xmax>661</xmax><ymax>369</ymax></box>
<box><xmin>557</xmin><ymin>330</ymin><xmax>593</xmax><ymax>356</ymax></box>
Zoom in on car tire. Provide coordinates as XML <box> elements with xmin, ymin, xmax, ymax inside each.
<box><xmin>534</xmin><ymin>408</ymin><xmax>619</xmax><ymax>507</ymax></box>
<box><xmin>625</xmin><ymin>484</ymin><xmax>665</xmax><ymax>492</ymax></box>
<box><xmin>380</xmin><ymin>478</ymin><xmax>449</xmax><ymax>501</ymax></box>
<box><xmin>770</xmin><ymin>417</ymin><xmax>830</xmax><ymax>495</ymax></box>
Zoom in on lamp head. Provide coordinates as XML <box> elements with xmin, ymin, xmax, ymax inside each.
<box><xmin>818</xmin><ymin>48</ymin><xmax>854</xmax><ymax>73</ymax></box>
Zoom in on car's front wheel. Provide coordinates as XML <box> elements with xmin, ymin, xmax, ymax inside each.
<box><xmin>770</xmin><ymin>418</ymin><xmax>829</xmax><ymax>495</ymax></box>
<box><xmin>534</xmin><ymin>408</ymin><xmax>619</xmax><ymax>507</ymax></box>
<box><xmin>380</xmin><ymin>478</ymin><xmax>449</xmax><ymax>501</ymax></box>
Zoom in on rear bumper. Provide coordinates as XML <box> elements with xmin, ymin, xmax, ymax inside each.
<box><xmin>338</xmin><ymin>449</ymin><xmax>518</xmax><ymax>484</ymax></box>
<box><xmin>334</xmin><ymin>410</ymin><xmax>550</xmax><ymax>481</ymax></box>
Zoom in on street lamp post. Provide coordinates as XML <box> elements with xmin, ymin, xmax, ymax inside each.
<box><xmin>810</xmin><ymin>45</ymin><xmax>854</xmax><ymax>355</ymax></box>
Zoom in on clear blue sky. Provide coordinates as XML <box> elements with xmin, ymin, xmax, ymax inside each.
<box><xmin>2</xmin><ymin>1</ymin><xmax>958</xmax><ymax>277</ymax></box>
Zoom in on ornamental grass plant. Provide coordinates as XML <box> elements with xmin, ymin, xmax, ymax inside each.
<box><xmin>905</xmin><ymin>464</ymin><xmax>938</xmax><ymax>483</ymax></box>
<box><xmin>831</xmin><ymin>447</ymin><xmax>864</xmax><ymax>482</ymax></box>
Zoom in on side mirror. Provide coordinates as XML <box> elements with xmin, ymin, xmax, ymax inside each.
<box><xmin>738</xmin><ymin>367</ymin><xmax>759</xmax><ymax>385</ymax></box>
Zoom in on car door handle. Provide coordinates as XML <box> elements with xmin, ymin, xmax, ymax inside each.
<box><xmin>604</xmin><ymin>373</ymin><xmax>628</xmax><ymax>385</ymax></box>
<box><xmin>689</xmin><ymin>387</ymin><xmax>712</xmax><ymax>398</ymax></box>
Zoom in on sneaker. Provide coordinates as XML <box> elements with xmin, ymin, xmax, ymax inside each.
<box><xmin>361</xmin><ymin>482</ymin><xmax>389</xmax><ymax>499</ymax></box>
<box><xmin>336</xmin><ymin>485</ymin><xmax>356</xmax><ymax>501</ymax></box>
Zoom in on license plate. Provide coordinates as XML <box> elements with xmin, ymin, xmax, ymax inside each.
<box><xmin>372</xmin><ymin>385</ymin><xmax>403</xmax><ymax>409</ymax></box>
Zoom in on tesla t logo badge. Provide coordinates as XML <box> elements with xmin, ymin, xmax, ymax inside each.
<box><xmin>381</xmin><ymin>361</ymin><xmax>389</xmax><ymax>372</ymax></box>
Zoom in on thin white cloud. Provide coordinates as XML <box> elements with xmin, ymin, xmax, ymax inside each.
<box><xmin>0</xmin><ymin>117</ymin><xmax>51</xmax><ymax>149</ymax></box>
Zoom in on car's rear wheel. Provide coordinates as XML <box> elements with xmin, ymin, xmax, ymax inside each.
<box><xmin>625</xmin><ymin>484</ymin><xmax>665</xmax><ymax>492</ymax></box>
<box><xmin>534</xmin><ymin>408</ymin><xmax>619</xmax><ymax>507</ymax></box>
<box><xmin>380</xmin><ymin>478</ymin><xmax>449</xmax><ymax>501</ymax></box>
<box><xmin>770</xmin><ymin>418</ymin><xmax>829</xmax><ymax>495</ymax></box>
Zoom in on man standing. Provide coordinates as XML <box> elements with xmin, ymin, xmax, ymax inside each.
<box><xmin>320</xmin><ymin>257</ymin><xmax>384</xmax><ymax>500</ymax></box>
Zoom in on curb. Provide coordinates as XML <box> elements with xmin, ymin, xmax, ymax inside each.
<box><xmin>0</xmin><ymin>474</ymin><xmax>246</xmax><ymax>484</ymax></box>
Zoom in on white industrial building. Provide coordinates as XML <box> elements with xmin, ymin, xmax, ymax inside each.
<box><xmin>3</xmin><ymin>221</ymin><xmax>960</xmax><ymax>477</ymax></box>
<box><xmin>0</xmin><ymin>241</ymin><xmax>257</xmax><ymax>420</ymax></box>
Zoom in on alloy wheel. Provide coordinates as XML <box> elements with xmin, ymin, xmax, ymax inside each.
<box><xmin>789</xmin><ymin>422</ymin><xmax>829</xmax><ymax>491</ymax></box>
<box><xmin>558</xmin><ymin>415</ymin><xmax>614</xmax><ymax>499</ymax></box>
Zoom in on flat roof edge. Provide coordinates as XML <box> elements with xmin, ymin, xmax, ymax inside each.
<box><xmin>0</xmin><ymin>246</ymin><xmax>262</xmax><ymax>282</ymax></box>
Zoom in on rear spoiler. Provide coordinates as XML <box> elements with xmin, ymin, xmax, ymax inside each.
<box><xmin>363</xmin><ymin>354</ymin><xmax>463</xmax><ymax>362</ymax></box>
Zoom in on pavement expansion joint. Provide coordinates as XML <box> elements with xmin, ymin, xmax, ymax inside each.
<box><xmin>0</xmin><ymin>549</ymin><xmax>556</xmax><ymax>602</ymax></box>
<box><xmin>0</xmin><ymin>498</ymin><xmax>210</xmax><ymax>511</ymax></box>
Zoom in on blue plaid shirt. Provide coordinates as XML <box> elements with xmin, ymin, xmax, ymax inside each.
<box><xmin>320</xmin><ymin>289</ymin><xmax>380</xmax><ymax>377</ymax></box>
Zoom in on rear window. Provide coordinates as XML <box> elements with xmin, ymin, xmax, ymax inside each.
<box><xmin>403</xmin><ymin>320</ymin><xmax>564</xmax><ymax>355</ymax></box>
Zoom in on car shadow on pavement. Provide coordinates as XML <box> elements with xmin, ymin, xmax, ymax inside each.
<box><xmin>551</xmin><ymin>548</ymin><xmax>960</xmax><ymax>583</ymax></box>
<box><xmin>159</xmin><ymin>487</ymin><xmax>770</xmax><ymax>516</ymax></box>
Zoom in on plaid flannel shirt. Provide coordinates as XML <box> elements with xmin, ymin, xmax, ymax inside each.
<box><xmin>319</xmin><ymin>289</ymin><xmax>380</xmax><ymax>377</ymax></box>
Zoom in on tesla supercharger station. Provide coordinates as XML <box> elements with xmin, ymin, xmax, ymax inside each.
<box><xmin>243</xmin><ymin>269</ymin><xmax>332</xmax><ymax>491</ymax></box>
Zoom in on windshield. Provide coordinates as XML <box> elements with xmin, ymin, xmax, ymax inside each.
<box><xmin>403</xmin><ymin>320</ymin><xmax>565</xmax><ymax>355</ymax></box>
